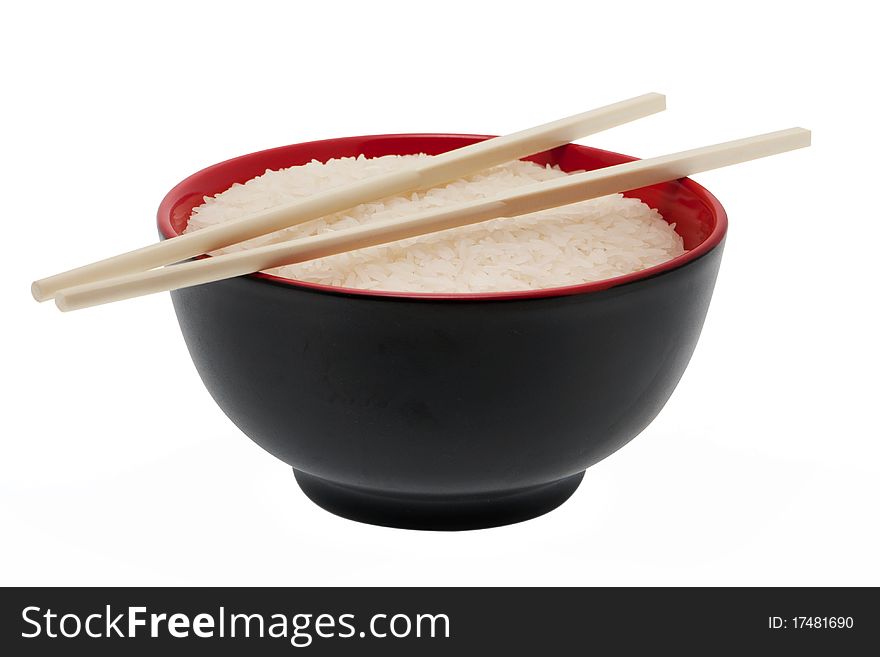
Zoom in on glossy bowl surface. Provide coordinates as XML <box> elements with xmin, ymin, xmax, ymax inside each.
<box><xmin>160</xmin><ymin>134</ymin><xmax>727</xmax><ymax>530</ymax></box>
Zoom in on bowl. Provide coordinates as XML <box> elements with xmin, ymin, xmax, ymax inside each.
<box><xmin>159</xmin><ymin>134</ymin><xmax>727</xmax><ymax>530</ymax></box>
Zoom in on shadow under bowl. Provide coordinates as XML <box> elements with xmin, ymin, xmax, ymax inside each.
<box><xmin>159</xmin><ymin>134</ymin><xmax>727</xmax><ymax>530</ymax></box>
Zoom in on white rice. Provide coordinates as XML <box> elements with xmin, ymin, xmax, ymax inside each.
<box><xmin>185</xmin><ymin>154</ymin><xmax>685</xmax><ymax>293</ymax></box>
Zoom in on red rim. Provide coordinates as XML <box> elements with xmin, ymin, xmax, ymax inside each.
<box><xmin>157</xmin><ymin>134</ymin><xmax>728</xmax><ymax>301</ymax></box>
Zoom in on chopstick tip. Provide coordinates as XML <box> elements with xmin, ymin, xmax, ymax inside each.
<box><xmin>31</xmin><ymin>280</ymin><xmax>50</xmax><ymax>302</ymax></box>
<box><xmin>784</xmin><ymin>127</ymin><xmax>811</xmax><ymax>148</ymax></box>
<box><xmin>54</xmin><ymin>293</ymin><xmax>73</xmax><ymax>312</ymax></box>
<box><xmin>643</xmin><ymin>92</ymin><xmax>666</xmax><ymax>109</ymax></box>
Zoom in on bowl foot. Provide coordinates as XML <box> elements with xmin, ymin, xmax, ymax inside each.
<box><xmin>292</xmin><ymin>469</ymin><xmax>584</xmax><ymax>531</ymax></box>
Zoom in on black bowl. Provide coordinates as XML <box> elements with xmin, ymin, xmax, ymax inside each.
<box><xmin>160</xmin><ymin>134</ymin><xmax>727</xmax><ymax>530</ymax></box>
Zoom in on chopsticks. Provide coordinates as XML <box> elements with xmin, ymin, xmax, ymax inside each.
<box><xmin>55</xmin><ymin>128</ymin><xmax>810</xmax><ymax>311</ymax></box>
<box><xmin>31</xmin><ymin>93</ymin><xmax>667</xmax><ymax>301</ymax></box>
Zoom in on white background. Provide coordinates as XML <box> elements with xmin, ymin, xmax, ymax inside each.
<box><xmin>2</xmin><ymin>1</ymin><xmax>877</xmax><ymax>586</ymax></box>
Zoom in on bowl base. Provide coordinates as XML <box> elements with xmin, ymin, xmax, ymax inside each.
<box><xmin>293</xmin><ymin>469</ymin><xmax>584</xmax><ymax>531</ymax></box>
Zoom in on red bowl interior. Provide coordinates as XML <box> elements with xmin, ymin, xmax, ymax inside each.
<box><xmin>158</xmin><ymin>134</ymin><xmax>727</xmax><ymax>300</ymax></box>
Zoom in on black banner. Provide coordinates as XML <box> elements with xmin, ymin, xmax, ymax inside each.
<box><xmin>1</xmin><ymin>587</ymin><xmax>875</xmax><ymax>655</ymax></box>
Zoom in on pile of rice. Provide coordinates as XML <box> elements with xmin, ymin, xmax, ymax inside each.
<box><xmin>185</xmin><ymin>155</ymin><xmax>685</xmax><ymax>293</ymax></box>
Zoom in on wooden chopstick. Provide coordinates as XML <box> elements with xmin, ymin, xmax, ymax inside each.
<box><xmin>31</xmin><ymin>93</ymin><xmax>666</xmax><ymax>301</ymax></box>
<box><xmin>54</xmin><ymin>128</ymin><xmax>810</xmax><ymax>312</ymax></box>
